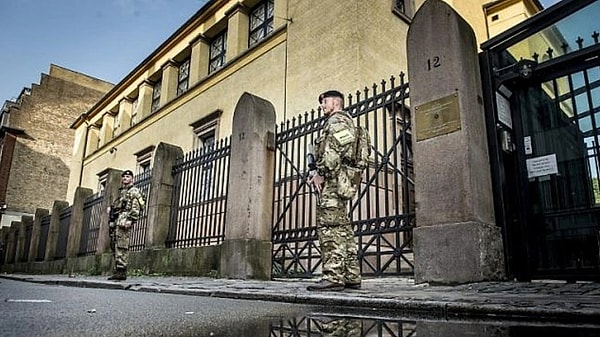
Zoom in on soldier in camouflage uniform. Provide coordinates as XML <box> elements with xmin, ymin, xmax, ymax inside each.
<box><xmin>107</xmin><ymin>170</ymin><xmax>144</xmax><ymax>281</ymax></box>
<box><xmin>307</xmin><ymin>90</ymin><xmax>362</xmax><ymax>291</ymax></box>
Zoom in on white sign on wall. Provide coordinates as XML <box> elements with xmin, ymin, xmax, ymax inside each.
<box><xmin>526</xmin><ymin>154</ymin><xmax>558</xmax><ymax>178</ymax></box>
<box><xmin>496</xmin><ymin>92</ymin><xmax>512</xmax><ymax>129</ymax></box>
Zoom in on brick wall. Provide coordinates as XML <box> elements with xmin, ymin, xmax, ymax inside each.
<box><xmin>4</xmin><ymin>66</ymin><xmax>112</xmax><ymax>213</ymax></box>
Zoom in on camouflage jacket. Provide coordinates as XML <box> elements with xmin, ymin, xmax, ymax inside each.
<box><xmin>314</xmin><ymin>110</ymin><xmax>356</xmax><ymax>178</ymax></box>
<box><xmin>112</xmin><ymin>185</ymin><xmax>144</xmax><ymax>221</ymax></box>
<box><xmin>314</xmin><ymin>110</ymin><xmax>361</xmax><ymax>202</ymax></box>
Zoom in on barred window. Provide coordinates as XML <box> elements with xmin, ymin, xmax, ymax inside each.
<box><xmin>249</xmin><ymin>0</ymin><xmax>274</xmax><ymax>47</ymax></box>
<box><xmin>393</xmin><ymin>0</ymin><xmax>414</xmax><ymax>19</ymax></box>
<box><xmin>151</xmin><ymin>79</ymin><xmax>161</xmax><ymax>113</ymax></box>
<box><xmin>395</xmin><ymin>0</ymin><xmax>406</xmax><ymax>13</ymax></box>
<box><xmin>209</xmin><ymin>31</ymin><xmax>227</xmax><ymax>74</ymax></box>
<box><xmin>177</xmin><ymin>58</ymin><xmax>190</xmax><ymax>96</ymax></box>
<box><xmin>135</xmin><ymin>147</ymin><xmax>154</xmax><ymax>174</ymax></box>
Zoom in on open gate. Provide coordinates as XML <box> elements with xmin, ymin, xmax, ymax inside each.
<box><xmin>272</xmin><ymin>74</ymin><xmax>415</xmax><ymax>278</ymax></box>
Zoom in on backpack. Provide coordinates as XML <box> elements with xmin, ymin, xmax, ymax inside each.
<box><xmin>352</xmin><ymin>125</ymin><xmax>372</xmax><ymax>170</ymax></box>
<box><xmin>337</xmin><ymin>124</ymin><xmax>372</xmax><ymax>201</ymax></box>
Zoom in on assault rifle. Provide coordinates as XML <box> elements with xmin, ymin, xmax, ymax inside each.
<box><xmin>306</xmin><ymin>152</ymin><xmax>320</xmax><ymax>203</ymax></box>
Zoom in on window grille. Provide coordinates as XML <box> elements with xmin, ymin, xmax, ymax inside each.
<box><xmin>209</xmin><ymin>31</ymin><xmax>227</xmax><ymax>74</ymax></box>
<box><xmin>249</xmin><ymin>0</ymin><xmax>274</xmax><ymax>47</ymax></box>
<box><xmin>151</xmin><ymin>79</ymin><xmax>162</xmax><ymax>113</ymax></box>
<box><xmin>177</xmin><ymin>58</ymin><xmax>190</xmax><ymax>95</ymax></box>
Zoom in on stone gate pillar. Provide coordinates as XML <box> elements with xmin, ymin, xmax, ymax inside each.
<box><xmin>220</xmin><ymin>92</ymin><xmax>275</xmax><ymax>280</ymax></box>
<box><xmin>97</xmin><ymin>169</ymin><xmax>123</xmax><ymax>255</ymax></box>
<box><xmin>66</xmin><ymin>187</ymin><xmax>93</xmax><ymax>258</ymax></box>
<box><xmin>28</xmin><ymin>208</ymin><xmax>49</xmax><ymax>262</ymax></box>
<box><xmin>45</xmin><ymin>200</ymin><xmax>69</xmax><ymax>261</ymax></box>
<box><xmin>145</xmin><ymin>142</ymin><xmax>183</xmax><ymax>248</ymax></box>
<box><xmin>407</xmin><ymin>0</ymin><xmax>505</xmax><ymax>284</ymax></box>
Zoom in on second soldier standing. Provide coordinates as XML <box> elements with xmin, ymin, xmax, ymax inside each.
<box><xmin>107</xmin><ymin>170</ymin><xmax>144</xmax><ymax>281</ymax></box>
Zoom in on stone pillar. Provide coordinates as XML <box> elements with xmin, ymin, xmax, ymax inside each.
<box><xmin>6</xmin><ymin>222</ymin><xmax>18</xmax><ymax>263</ymax></box>
<box><xmin>407</xmin><ymin>0</ymin><xmax>504</xmax><ymax>284</ymax></box>
<box><xmin>96</xmin><ymin>169</ymin><xmax>123</xmax><ymax>254</ymax></box>
<box><xmin>160</xmin><ymin>60</ymin><xmax>179</xmax><ymax>106</ymax></box>
<box><xmin>17</xmin><ymin>216</ymin><xmax>33</xmax><ymax>262</ymax></box>
<box><xmin>220</xmin><ymin>92</ymin><xmax>275</xmax><ymax>280</ymax></box>
<box><xmin>28</xmin><ymin>208</ymin><xmax>49</xmax><ymax>263</ymax></box>
<box><xmin>117</xmin><ymin>98</ymin><xmax>133</xmax><ymax>135</ymax></box>
<box><xmin>45</xmin><ymin>200</ymin><xmax>69</xmax><ymax>261</ymax></box>
<box><xmin>137</xmin><ymin>80</ymin><xmax>154</xmax><ymax>121</ymax></box>
<box><xmin>14</xmin><ymin>220</ymin><xmax>25</xmax><ymax>263</ymax></box>
<box><xmin>66</xmin><ymin>187</ymin><xmax>93</xmax><ymax>258</ymax></box>
<box><xmin>190</xmin><ymin>34</ymin><xmax>210</xmax><ymax>85</ymax></box>
<box><xmin>99</xmin><ymin>113</ymin><xmax>115</xmax><ymax>147</ymax></box>
<box><xmin>145</xmin><ymin>142</ymin><xmax>183</xmax><ymax>248</ymax></box>
<box><xmin>225</xmin><ymin>3</ymin><xmax>249</xmax><ymax>62</ymax></box>
<box><xmin>67</xmin><ymin>127</ymin><xmax>87</xmax><ymax>202</ymax></box>
<box><xmin>85</xmin><ymin>125</ymin><xmax>100</xmax><ymax>156</ymax></box>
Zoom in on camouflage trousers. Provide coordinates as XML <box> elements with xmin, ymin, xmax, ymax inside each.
<box><xmin>319</xmin><ymin>318</ymin><xmax>361</xmax><ymax>337</ymax></box>
<box><xmin>316</xmin><ymin>202</ymin><xmax>361</xmax><ymax>285</ymax></box>
<box><xmin>109</xmin><ymin>218</ymin><xmax>131</xmax><ymax>270</ymax></box>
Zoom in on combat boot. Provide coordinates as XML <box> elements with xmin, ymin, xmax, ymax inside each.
<box><xmin>107</xmin><ymin>268</ymin><xmax>127</xmax><ymax>281</ymax></box>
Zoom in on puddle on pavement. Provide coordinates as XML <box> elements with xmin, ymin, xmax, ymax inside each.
<box><xmin>208</xmin><ymin>311</ymin><xmax>600</xmax><ymax>337</ymax></box>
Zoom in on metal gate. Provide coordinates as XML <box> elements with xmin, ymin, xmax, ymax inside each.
<box><xmin>481</xmin><ymin>0</ymin><xmax>600</xmax><ymax>281</ymax></box>
<box><xmin>272</xmin><ymin>74</ymin><xmax>415</xmax><ymax>278</ymax></box>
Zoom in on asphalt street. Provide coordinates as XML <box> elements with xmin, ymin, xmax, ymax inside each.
<box><xmin>2</xmin><ymin>273</ymin><xmax>600</xmax><ymax>324</ymax></box>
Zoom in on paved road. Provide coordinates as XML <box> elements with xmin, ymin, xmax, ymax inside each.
<box><xmin>0</xmin><ymin>278</ymin><xmax>317</xmax><ymax>337</ymax></box>
<box><xmin>2</xmin><ymin>273</ymin><xmax>600</xmax><ymax>324</ymax></box>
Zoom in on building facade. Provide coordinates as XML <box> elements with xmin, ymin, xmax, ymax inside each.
<box><xmin>66</xmin><ymin>0</ymin><xmax>542</xmax><ymax>201</ymax></box>
<box><xmin>0</xmin><ymin>65</ymin><xmax>113</xmax><ymax>227</ymax></box>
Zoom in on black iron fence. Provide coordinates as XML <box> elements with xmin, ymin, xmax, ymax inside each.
<box><xmin>79</xmin><ymin>191</ymin><xmax>104</xmax><ymax>256</ymax></box>
<box><xmin>54</xmin><ymin>206</ymin><xmax>72</xmax><ymax>260</ymax></box>
<box><xmin>21</xmin><ymin>221</ymin><xmax>33</xmax><ymax>262</ymax></box>
<box><xmin>36</xmin><ymin>214</ymin><xmax>51</xmax><ymax>261</ymax></box>
<box><xmin>167</xmin><ymin>138</ymin><xmax>231</xmax><ymax>248</ymax></box>
<box><xmin>130</xmin><ymin>170</ymin><xmax>152</xmax><ymax>251</ymax></box>
<box><xmin>272</xmin><ymin>74</ymin><xmax>415</xmax><ymax>278</ymax></box>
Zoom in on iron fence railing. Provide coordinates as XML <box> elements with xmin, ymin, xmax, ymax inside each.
<box><xmin>272</xmin><ymin>74</ymin><xmax>415</xmax><ymax>278</ymax></box>
<box><xmin>79</xmin><ymin>191</ymin><xmax>105</xmax><ymax>256</ymax></box>
<box><xmin>54</xmin><ymin>206</ymin><xmax>72</xmax><ymax>260</ymax></box>
<box><xmin>36</xmin><ymin>214</ymin><xmax>51</xmax><ymax>261</ymax></box>
<box><xmin>167</xmin><ymin>138</ymin><xmax>230</xmax><ymax>248</ymax></box>
<box><xmin>130</xmin><ymin>169</ymin><xmax>152</xmax><ymax>251</ymax></box>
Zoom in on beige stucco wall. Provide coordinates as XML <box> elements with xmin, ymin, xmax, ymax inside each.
<box><xmin>285</xmin><ymin>0</ymin><xmax>409</xmax><ymax>115</ymax></box>
<box><xmin>68</xmin><ymin>0</ymin><xmax>541</xmax><ymax>200</ymax></box>
<box><xmin>76</xmin><ymin>35</ymin><xmax>288</xmax><ymax>192</ymax></box>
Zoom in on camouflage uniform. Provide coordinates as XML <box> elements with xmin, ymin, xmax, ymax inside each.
<box><xmin>313</xmin><ymin>110</ymin><xmax>361</xmax><ymax>286</ymax></box>
<box><xmin>318</xmin><ymin>318</ymin><xmax>361</xmax><ymax>337</ymax></box>
<box><xmin>110</xmin><ymin>184</ymin><xmax>143</xmax><ymax>273</ymax></box>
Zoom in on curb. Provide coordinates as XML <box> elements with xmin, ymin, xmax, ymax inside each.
<box><xmin>2</xmin><ymin>274</ymin><xmax>599</xmax><ymax>324</ymax></box>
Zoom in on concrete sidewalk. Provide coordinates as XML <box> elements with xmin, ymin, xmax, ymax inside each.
<box><xmin>2</xmin><ymin>273</ymin><xmax>600</xmax><ymax>323</ymax></box>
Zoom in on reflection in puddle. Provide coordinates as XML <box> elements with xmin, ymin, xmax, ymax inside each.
<box><xmin>270</xmin><ymin>316</ymin><xmax>415</xmax><ymax>337</ymax></box>
<box><xmin>268</xmin><ymin>314</ymin><xmax>600</xmax><ymax>337</ymax></box>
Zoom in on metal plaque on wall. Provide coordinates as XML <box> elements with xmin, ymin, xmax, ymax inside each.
<box><xmin>415</xmin><ymin>93</ymin><xmax>461</xmax><ymax>141</ymax></box>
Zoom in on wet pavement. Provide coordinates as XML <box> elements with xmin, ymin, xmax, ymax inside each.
<box><xmin>2</xmin><ymin>273</ymin><xmax>599</xmax><ymax>323</ymax></box>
